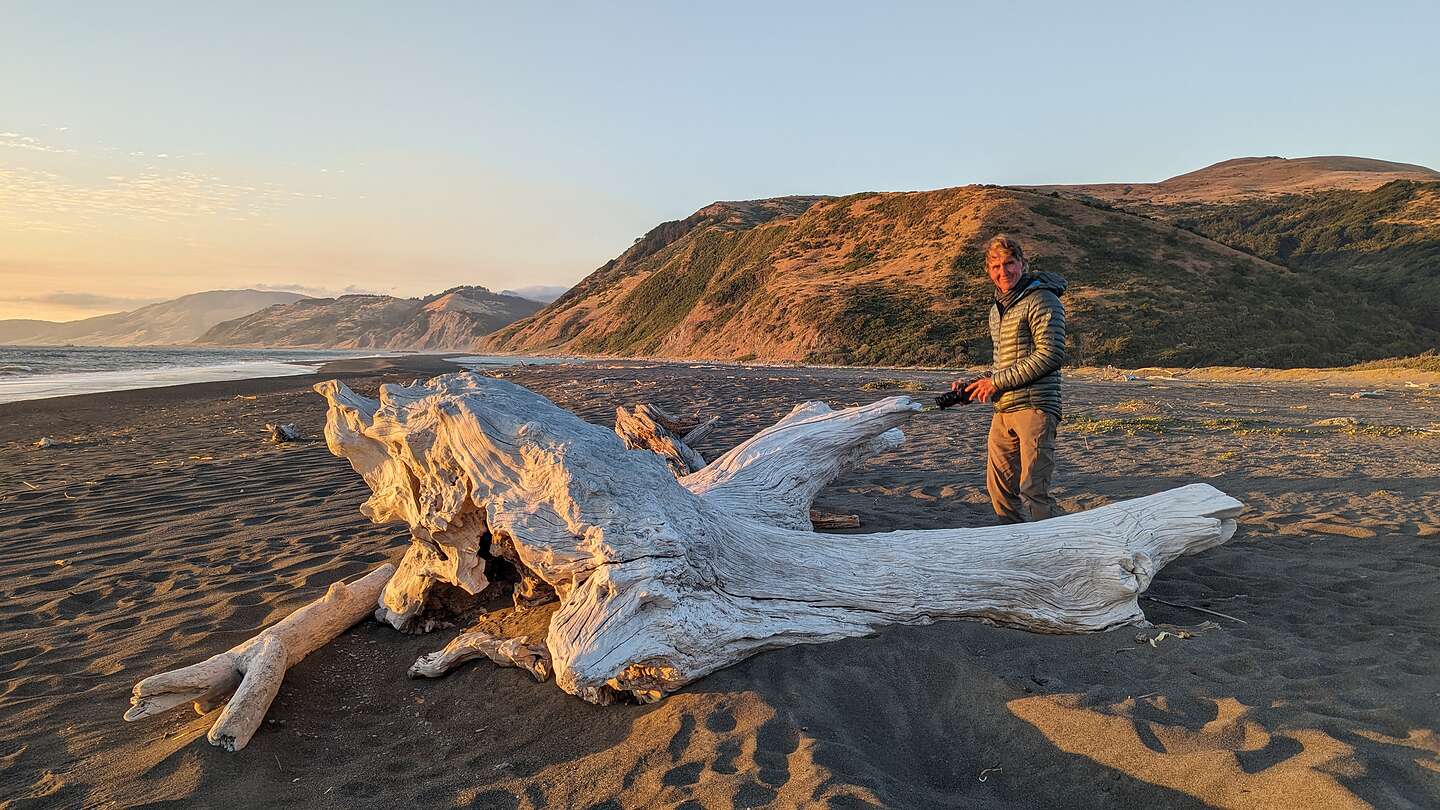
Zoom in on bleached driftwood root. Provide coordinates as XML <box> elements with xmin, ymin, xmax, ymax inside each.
<box><xmin>408</xmin><ymin>630</ymin><xmax>551</xmax><ymax>681</ymax></box>
<box><xmin>316</xmin><ymin>373</ymin><xmax>1243</xmax><ymax>705</ymax></box>
<box><xmin>124</xmin><ymin>564</ymin><xmax>393</xmax><ymax>751</ymax></box>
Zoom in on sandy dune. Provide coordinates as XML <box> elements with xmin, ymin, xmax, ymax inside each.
<box><xmin>2</xmin><ymin>359</ymin><xmax>1438</xmax><ymax>808</ymax></box>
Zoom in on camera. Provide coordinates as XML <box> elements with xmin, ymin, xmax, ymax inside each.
<box><xmin>934</xmin><ymin>380</ymin><xmax>982</xmax><ymax>410</ymax></box>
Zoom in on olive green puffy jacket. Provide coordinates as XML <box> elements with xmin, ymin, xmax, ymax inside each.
<box><xmin>988</xmin><ymin>272</ymin><xmax>1067</xmax><ymax>418</ymax></box>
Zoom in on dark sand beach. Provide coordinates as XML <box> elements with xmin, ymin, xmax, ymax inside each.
<box><xmin>3</xmin><ymin>357</ymin><xmax>1439</xmax><ymax>808</ymax></box>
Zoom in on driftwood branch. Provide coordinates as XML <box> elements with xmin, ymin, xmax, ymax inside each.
<box><xmin>615</xmin><ymin>401</ymin><xmax>867</xmax><ymax>531</ymax></box>
<box><xmin>124</xmin><ymin>565</ymin><xmax>393</xmax><ymax>751</ymax></box>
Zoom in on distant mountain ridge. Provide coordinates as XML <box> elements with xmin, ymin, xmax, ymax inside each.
<box><xmin>0</xmin><ymin>290</ymin><xmax>308</xmax><ymax>346</ymax></box>
<box><xmin>499</xmin><ymin>285</ymin><xmax>570</xmax><ymax>304</ymax></box>
<box><xmin>198</xmin><ymin>286</ymin><xmax>542</xmax><ymax>349</ymax></box>
<box><xmin>487</xmin><ymin>156</ymin><xmax>1440</xmax><ymax>367</ymax></box>
<box><xmin>1027</xmin><ymin>156</ymin><xmax>1440</xmax><ymax>207</ymax></box>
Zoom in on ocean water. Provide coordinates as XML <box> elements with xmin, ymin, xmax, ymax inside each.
<box><xmin>0</xmin><ymin>346</ymin><xmax>580</xmax><ymax>404</ymax></box>
<box><xmin>0</xmin><ymin>346</ymin><xmax>382</xmax><ymax>404</ymax></box>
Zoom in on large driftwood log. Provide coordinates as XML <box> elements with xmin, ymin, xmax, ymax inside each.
<box><xmin>316</xmin><ymin>373</ymin><xmax>1242</xmax><ymax>705</ymax></box>
<box><xmin>124</xmin><ymin>565</ymin><xmax>393</xmax><ymax>750</ymax></box>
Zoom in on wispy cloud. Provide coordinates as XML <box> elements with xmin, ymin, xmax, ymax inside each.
<box><xmin>0</xmin><ymin>126</ymin><xmax>333</xmax><ymax>232</ymax></box>
<box><xmin>0</xmin><ymin>165</ymin><xmax>295</xmax><ymax>232</ymax></box>
<box><xmin>0</xmin><ymin>132</ymin><xmax>75</xmax><ymax>154</ymax></box>
<box><xmin>3</xmin><ymin>291</ymin><xmax>162</xmax><ymax>311</ymax></box>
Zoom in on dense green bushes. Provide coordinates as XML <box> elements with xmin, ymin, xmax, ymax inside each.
<box><xmin>1174</xmin><ymin>181</ymin><xmax>1440</xmax><ymax>333</ymax></box>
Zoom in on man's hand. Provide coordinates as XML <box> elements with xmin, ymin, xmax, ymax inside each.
<box><xmin>963</xmin><ymin>377</ymin><xmax>998</xmax><ymax>403</ymax></box>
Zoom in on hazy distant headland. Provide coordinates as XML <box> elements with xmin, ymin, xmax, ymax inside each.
<box><xmin>0</xmin><ymin>287</ymin><xmax>544</xmax><ymax>352</ymax></box>
<box><xmin>194</xmin><ymin>286</ymin><xmax>543</xmax><ymax>350</ymax></box>
<box><xmin>0</xmin><ymin>290</ymin><xmax>307</xmax><ymax>347</ymax></box>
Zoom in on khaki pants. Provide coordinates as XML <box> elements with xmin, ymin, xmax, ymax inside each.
<box><xmin>986</xmin><ymin>409</ymin><xmax>1059</xmax><ymax>523</ymax></box>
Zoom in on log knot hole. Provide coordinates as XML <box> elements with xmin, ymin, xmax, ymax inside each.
<box><xmin>1119</xmin><ymin>552</ymin><xmax>1156</xmax><ymax>593</ymax></box>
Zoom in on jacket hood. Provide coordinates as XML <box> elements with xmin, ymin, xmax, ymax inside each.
<box><xmin>1027</xmin><ymin>271</ymin><xmax>1068</xmax><ymax>295</ymax></box>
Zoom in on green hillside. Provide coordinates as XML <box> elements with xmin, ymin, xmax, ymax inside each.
<box><xmin>1170</xmin><ymin>180</ymin><xmax>1440</xmax><ymax>334</ymax></box>
<box><xmin>489</xmin><ymin>185</ymin><xmax>1439</xmax><ymax>367</ymax></box>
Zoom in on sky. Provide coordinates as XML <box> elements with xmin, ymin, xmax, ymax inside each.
<box><xmin>3</xmin><ymin>1</ymin><xmax>1438</xmax><ymax>321</ymax></box>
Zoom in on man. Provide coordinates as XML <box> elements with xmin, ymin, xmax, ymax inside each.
<box><xmin>955</xmin><ymin>235</ymin><xmax>1068</xmax><ymax>523</ymax></box>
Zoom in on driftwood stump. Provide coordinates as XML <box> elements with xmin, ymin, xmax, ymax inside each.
<box><xmin>315</xmin><ymin>373</ymin><xmax>1242</xmax><ymax>705</ymax></box>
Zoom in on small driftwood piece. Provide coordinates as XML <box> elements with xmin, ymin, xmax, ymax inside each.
<box><xmin>808</xmin><ymin>510</ymin><xmax>861</xmax><ymax>530</ymax></box>
<box><xmin>613</xmin><ymin>402</ymin><xmax>717</xmax><ymax>475</ymax></box>
<box><xmin>316</xmin><ymin>373</ymin><xmax>1243</xmax><ymax>705</ymax></box>
<box><xmin>408</xmin><ymin>630</ymin><xmax>551</xmax><ymax>681</ymax></box>
<box><xmin>124</xmin><ymin>564</ymin><xmax>393</xmax><ymax>751</ymax></box>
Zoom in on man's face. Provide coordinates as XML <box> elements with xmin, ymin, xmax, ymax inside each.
<box><xmin>986</xmin><ymin>250</ymin><xmax>1025</xmax><ymax>293</ymax></box>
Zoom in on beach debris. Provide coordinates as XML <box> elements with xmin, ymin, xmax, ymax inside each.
<box><xmin>1310</xmin><ymin>416</ymin><xmax>1360</xmax><ymax>428</ymax></box>
<box><xmin>809</xmin><ymin>510</ymin><xmax>861</xmax><ymax>530</ymax></box>
<box><xmin>859</xmin><ymin>378</ymin><xmax>928</xmax><ymax>392</ymax></box>
<box><xmin>34</xmin><ymin>437</ymin><xmax>58</xmax><ymax>449</ymax></box>
<box><xmin>1134</xmin><ymin>621</ymin><xmax>1221</xmax><ymax>647</ymax></box>
<box><xmin>1141</xmin><ymin>595</ymin><xmax>1247</xmax><ymax>624</ymax></box>
<box><xmin>123</xmin><ymin>564</ymin><xmax>394</xmax><ymax>752</ymax></box>
<box><xmin>978</xmin><ymin>766</ymin><xmax>1003</xmax><ymax>782</ymax></box>
<box><xmin>312</xmin><ymin>373</ymin><xmax>1242</xmax><ymax>707</ymax></box>
<box><xmin>266</xmin><ymin>423</ymin><xmax>301</xmax><ymax>443</ymax></box>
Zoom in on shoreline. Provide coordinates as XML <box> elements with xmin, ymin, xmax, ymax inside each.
<box><xmin>0</xmin><ymin>355</ymin><xmax>466</xmax><ymax>419</ymax></box>
<box><xmin>0</xmin><ymin>349</ymin><xmax>603</xmax><ymax>407</ymax></box>
<box><xmin>2</xmin><ymin>349</ymin><xmax>1434</xmax><ymax>415</ymax></box>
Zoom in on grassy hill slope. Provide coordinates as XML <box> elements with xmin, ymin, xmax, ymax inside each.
<box><xmin>487</xmin><ymin>186</ymin><xmax>1438</xmax><ymax>367</ymax></box>
<box><xmin>1168</xmin><ymin>180</ymin><xmax>1440</xmax><ymax>335</ymax></box>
